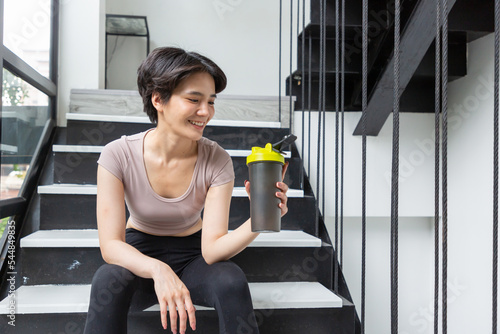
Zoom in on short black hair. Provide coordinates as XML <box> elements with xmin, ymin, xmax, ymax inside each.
<box><xmin>137</xmin><ymin>47</ymin><xmax>227</xmax><ymax>123</ymax></box>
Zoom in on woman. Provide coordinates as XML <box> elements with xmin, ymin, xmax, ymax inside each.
<box><xmin>83</xmin><ymin>47</ymin><xmax>289</xmax><ymax>334</ymax></box>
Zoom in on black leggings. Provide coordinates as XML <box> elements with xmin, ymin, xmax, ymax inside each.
<box><xmin>83</xmin><ymin>229</ymin><xmax>259</xmax><ymax>334</ymax></box>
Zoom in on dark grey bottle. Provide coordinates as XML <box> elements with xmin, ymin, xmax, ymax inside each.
<box><xmin>246</xmin><ymin>135</ymin><xmax>296</xmax><ymax>232</ymax></box>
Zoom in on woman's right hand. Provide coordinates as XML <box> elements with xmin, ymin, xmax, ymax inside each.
<box><xmin>152</xmin><ymin>262</ymin><xmax>196</xmax><ymax>334</ymax></box>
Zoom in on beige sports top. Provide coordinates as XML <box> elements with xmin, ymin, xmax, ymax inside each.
<box><xmin>97</xmin><ymin>130</ymin><xmax>235</xmax><ymax>236</ymax></box>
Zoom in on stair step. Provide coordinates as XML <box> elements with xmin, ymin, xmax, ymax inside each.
<box><xmin>145</xmin><ymin>281</ymin><xmax>342</xmax><ymax>310</ymax></box>
<box><xmin>36</xmin><ymin>184</ymin><xmax>316</xmax><ymax>234</ymax></box>
<box><xmin>37</xmin><ymin>184</ymin><xmax>305</xmax><ymax>198</ymax></box>
<box><xmin>20</xmin><ymin>229</ymin><xmax>322</xmax><ymax>248</ymax></box>
<box><xmin>66</xmin><ymin>113</ymin><xmax>282</xmax><ymax>129</ymax></box>
<box><xmin>19</xmin><ymin>230</ymin><xmax>332</xmax><ymax>286</ymax></box>
<box><xmin>0</xmin><ymin>282</ymin><xmax>342</xmax><ymax>315</ymax></box>
<box><xmin>52</xmin><ymin>144</ymin><xmax>302</xmax><ymax>189</ymax></box>
<box><xmin>52</xmin><ymin>143</ymin><xmax>302</xmax><ymax>189</ymax></box>
<box><xmin>52</xmin><ymin>144</ymin><xmax>292</xmax><ymax>158</ymax></box>
<box><xmin>69</xmin><ymin>89</ymin><xmax>293</xmax><ymax>126</ymax></box>
<box><xmin>65</xmin><ymin>113</ymin><xmax>291</xmax><ymax>149</ymax></box>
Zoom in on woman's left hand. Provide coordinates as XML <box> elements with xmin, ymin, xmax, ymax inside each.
<box><xmin>244</xmin><ymin>162</ymin><xmax>289</xmax><ymax>217</ymax></box>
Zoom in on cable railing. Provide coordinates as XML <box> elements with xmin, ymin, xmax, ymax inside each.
<box><xmin>282</xmin><ymin>0</ymin><xmax>500</xmax><ymax>333</ymax></box>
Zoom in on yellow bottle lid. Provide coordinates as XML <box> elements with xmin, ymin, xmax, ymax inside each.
<box><xmin>246</xmin><ymin>143</ymin><xmax>285</xmax><ymax>165</ymax></box>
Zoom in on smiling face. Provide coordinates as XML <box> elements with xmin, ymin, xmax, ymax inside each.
<box><xmin>153</xmin><ymin>71</ymin><xmax>216</xmax><ymax>141</ymax></box>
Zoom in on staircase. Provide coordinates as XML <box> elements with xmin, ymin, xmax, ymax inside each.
<box><xmin>288</xmin><ymin>0</ymin><xmax>494</xmax><ymax>135</ymax></box>
<box><xmin>0</xmin><ymin>89</ymin><xmax>358</xmax><ymax>333</ymax></box>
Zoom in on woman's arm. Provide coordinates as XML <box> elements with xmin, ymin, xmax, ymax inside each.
<box><xmin>97</xmin><ymin>165</ymin><xmax>157</xmax><ymax>276</ymax></box>
<box><xmin>96</xmin><ymin>166</ymin><xmax>196</xmax><ymax>333</ymax></box>
<box><xmin>201</xmin><ymin>180</ymin><xmax>255</xmax><ymax>265</ymax></box>
<box><xmin>201</xmin><ymin>164</ymin><xmax>289</xmax><ymax>265</ymax></box>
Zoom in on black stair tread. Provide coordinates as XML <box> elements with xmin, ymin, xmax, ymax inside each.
<box><xmin>299</xmin><ymin>23</ymin><xmax>362</xmax><ymax>41</ymax></box>
<box><xmin>51</xmin><ymin>146</ymin><xmax>302</xmax><ymax>189</ymax></box>
<box><xmin>304</xmin><ymin>0</ymin><xmax>494</xmax><ymax>39</ymax></box>
<box><xmin>300</xmin><ymin>13</ymin><xmax>492</xmax><ymax>41</ymax></box>
<box><xmin>52</xmin><ymin>144</ymin><xmax>292</xmax><ymax>158</ymax></box>
<box><xmin>19</xmin><ymin>241</ymin><xmax>333</xmax><ymax>286</ymax></box>
<box><xmin>65</xmin><ymin>114</ymin><xmax>292</xmax><ymax>149</ymax></box>
<box><xmin>20</xmin><ymin>229</ymin><xmax>322</xmax><ymax>248</ymax></box>
<box><xmin>0</xmin><ymin>282</ymin><xmax>343</xmax><ymax>315</ymax></box>
<box><xmin>289</xmin><ymin>70</ymin><xmax>359</xmax><ymax>81</ymax></box>
<box><xmin>1</xmin><ymin>307</ymin><xmax>356</xmax><ymax>334</ymax></box>
<box><xmin>36</xmin><ymin>192</ymin><xmax>316</xmax><ymax>233</ymax></box>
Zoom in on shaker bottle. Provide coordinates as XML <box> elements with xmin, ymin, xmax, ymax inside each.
<box><xmin>246</xmin><ymin>134</ymin><xmax>297</xmax><ymax>232</ymax></box>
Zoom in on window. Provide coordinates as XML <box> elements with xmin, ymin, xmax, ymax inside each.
<box><xmin>3</xmin><ymin>0</ymin><xmax>52</xmax><ymax>79</ymax></box>
<box><xmin>0</xmin><ymin>0</ymin><xmax>58</xmax><ymax>269</ymax></box>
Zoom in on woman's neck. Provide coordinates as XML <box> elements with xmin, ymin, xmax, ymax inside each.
<box><xmin>146</xmin><ymin>127</ymin><xmax>198</xmax><ymax>162</ymax></box>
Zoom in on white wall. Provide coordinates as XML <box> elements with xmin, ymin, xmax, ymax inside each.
<box><xmin>446</xmin><ymin>33</ymin><xmax>496</xmax><ymax>334</ymax></box>
<box><xmin>294</xmin><ymin>111</ymin><xmax>436</xmax><ymax>333</ymax></box>
<box><xmin>294</xmin><ymin>111</ymin><xmax>436</xmax><ymax>218</ymax></box>
<box><xmin>105</xmin><ymin>0</ymin><xmax>308</xmax><ymax>96</ymax></box>
<box><xmin>57</xmin><ymin>0</ymin><xmax>105</xmax><ymax>126</ymax></box>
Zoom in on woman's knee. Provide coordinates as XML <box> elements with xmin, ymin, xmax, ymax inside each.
<box><xmin>85</xmin><ymin>264</ymin><xmax>138</xmax><ymax>333</ymax></box>
<box><xmin>87</xmin><ymin>264</ymin><xmax>137</xmax><ymax>316</ymax></box>
<box><xmin>209</xmin><ymin>261</ymin><xmax>250</xmax><ymax>299</ymax></box>
<box><xmin>206</xmin><ymin>262</ymin><xmax>258</xmax><ymax>333</ymax></box>
<box><xmin>91</xmin><ymin>264</ymin><xmax>136</xmax><ymax>292</ymax></box>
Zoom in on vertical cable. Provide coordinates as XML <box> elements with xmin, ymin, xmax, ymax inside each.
<box><xmin>316</xmin><ymin>0</ymin><xmax>325</xmax><ymax>238</ymax></box>
<box><xmin>493</xmin><ymin>0</ymin><xmax>500</xmax><ymax>333</ymax></box>
<box><xmin>308</xmin><ymin>33</ymin><xmax>312</xmax><ymax>177</ymax></box>
<box><xmin>321</xmin><ymin>0</ymin><xmax>327</xmax><ymax>229</ymax></box>
<box><xmin>434</xmin><ymin>0</ymin><xmax>442</xmax><ymax>332</ymax></box>
<box><xmin>340</xmin><ymin>0</ymin><xmax>345</xmax><ymax>270</ymax></box>
<box><xmin>391</xmin><ymin>0</ymin><xmax>401</xmax><ymax>333</ymax></box>
<box><xmin>441</xmin><ymin>0</ymin><xmax>449</xmax><ymax>333</ymax></box>
<box><xmin>279</xmin><ymin>0</ymin><xmax>283</xmax><ymax>123</ymax></box>
<box><xmin>334</xmin><ymin>0</ymin><xmax>340</xmax><ymax>293</ymax></box>
<box><xmin>297</xmin><ymin>0</ymin><xmax>300</xmax><ymax>43</ymax></box>
<box><xmin>334</xmin><ymin>0</ymin><xmax>340</xmax><ymax>292</ymax></box>
<box><xmin>339</xmin><ymin>0</ymin><xmax>345</xmax><ymax>269</ymax></box>
<box><xmin>320</xmin><ymin>0</ymin><xmax>327</xmax><ymax>219</ymax></box>
<box><xmin>361</xmin><ymin>0</ymin><xmax>368</xmax><ymax>331</ymax></box>
<box><xmin>435</xmin><ymin>0</ymin><xmax>442</xmax><ymax>333</ymax></box>
<box><xmin>301</xmin><ymin>0</ymin><xmax>306</xmax><ymax>190</ymax></box>
<box><xmin>290</xmin><ymin>0</ymin><xmax>294</xmax><ymax>132</ymax></box>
